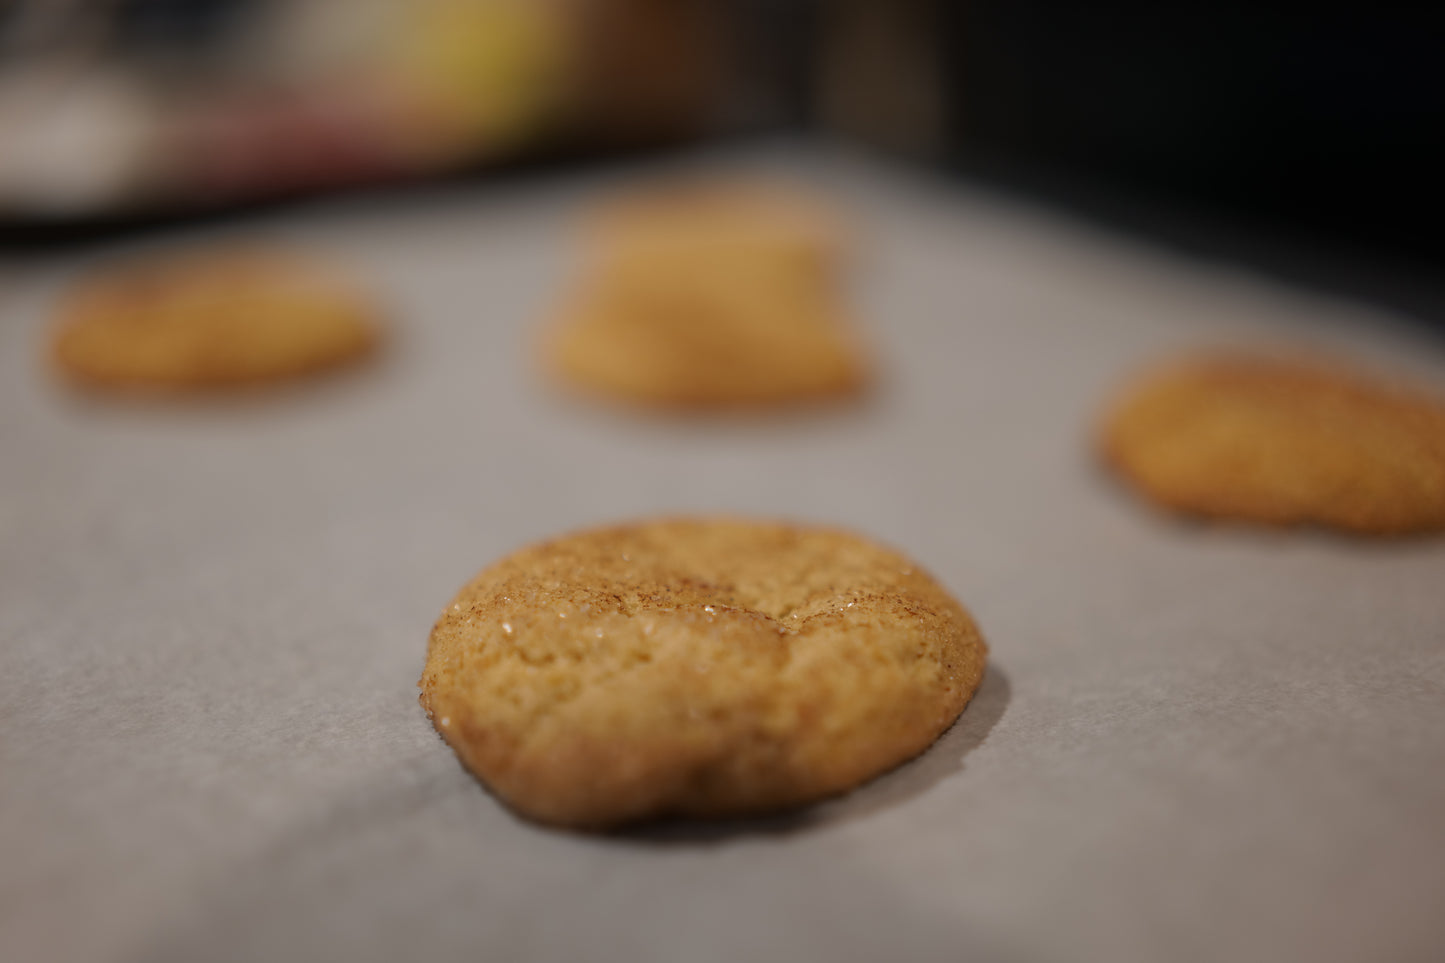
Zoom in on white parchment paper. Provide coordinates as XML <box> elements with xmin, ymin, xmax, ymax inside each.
<box><xmin>3</xmin><ymin>145</ymin><xmax>1444</xmax><ymax>963</ymax></box>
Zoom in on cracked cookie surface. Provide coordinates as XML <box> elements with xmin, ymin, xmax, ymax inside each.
<box><xmin>419</xmin><ymin>518</ymin><xmax>987</xmax><ymax>829</ymax></box>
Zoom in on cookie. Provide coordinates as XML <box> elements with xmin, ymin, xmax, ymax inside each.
<box><xmin>542</xmin><ymin>252</ymin><xmax>870</xmax><ymax>409</ymax></box>
<box><xmin>584</xmin><ymin>180</ymin><xmax>847</xmax><ymax>278</ymax></box>
<box><xmin>50</xmin><ymin>250</ymin><xmax>381</xmax><ymax>392</ymax></box>
<box><xmin>1099</xmin><ymin>352</ymin><xmax>1445</xmax><ymax>534</ymax></box>
<box><xmin>419</xmin><ymin>518</ymin><xmax>987</xmax><ymax>829</ymax></box>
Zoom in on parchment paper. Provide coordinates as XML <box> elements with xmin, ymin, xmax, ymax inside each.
<box><xmin>3</xmin><ymin>144</ymin><xmax>1444</xmax><ymax>963</ymax></box>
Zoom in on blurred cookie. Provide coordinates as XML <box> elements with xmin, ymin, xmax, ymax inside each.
<box><xmin>542</xmin><ymin>252</ymin><xmax>869</xmax><ymax>409</ymax></box>
<box><xmin>584</xmin><ymin>180</ymin><xmax>847</xmax><ymax>278</ymax></box>
<box><xmin>1100</xmin><ymin>352</ymin><xmax>1445</xmax><ymax>534</ymax></box>
<box><xmin>51</xmin><ymin>250</ymin><xmax>381</xmax><ymax>392</ymax></box>
<box><xmin>419</xmin><ymin>517</ymin><xmax>987</xmax><ymax>829</ymax></box>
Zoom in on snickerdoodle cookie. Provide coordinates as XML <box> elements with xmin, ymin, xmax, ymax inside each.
<box><xmin>419</xmin><ymin>518</ymin><xmax>987</xmax><ymax>829</ymax></box>
<box><xmin>583</xmin><ymin>180</ymin><xmax>847</xmax><ymax>277</ymax></box>
<box><xmin>542</xmin><ymin>181</ymin><xmax>869</xmax><ymax>410</ymax></box>
<box><xmin>542</xmin><ymin>253</ymin><xmax>869</xmax><ymax>409</ymax></box>
<box><xmin>1099</xmin><ymin>352</ymin><xmax>1445</xmax><ymax>534</ymax></box>
<box><xmin>51</xmin><ymin>250</ymin><xmax>381</xmax><ymax>392</ymax></box>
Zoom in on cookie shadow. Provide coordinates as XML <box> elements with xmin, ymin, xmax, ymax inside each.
<box><xmin>612</xmin><ymin>664</ymin><xmax>1012</xmax><ymax>846</ymax></box>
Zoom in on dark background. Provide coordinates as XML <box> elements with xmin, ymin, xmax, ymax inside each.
<box><xmin>941</xmin><ymin>5</ymin><xmax>1442</xmax><ymax>258</ymax></box>
<box><xmin>815</xmin><ymin>2</ymin><xmax>1445</xmax><ymax>324</ymax></box>
<box><xmin>4</xmin><ymin>1</ymin><xmax>1443</xmax><ymax>324</ymax></box>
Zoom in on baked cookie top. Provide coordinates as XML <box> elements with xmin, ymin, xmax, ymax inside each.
<box><xmin>1099</xmin><ymin>352</ymin><xmax>1445</xmax><ymax>534</ymax></box>
<box><xmin>583</xmin><ymin>180</ymin><xmax>847</xmax><ymax>278</ymax></box>
<box><xmin>50</xmin><ymin>250</ymin><xmax>381</xmax><ymax>392</ymax></box>
<box><xmin>541</xmin><ymin>179</ymin><xmax>868</xmax><ymax>411</ymax></box>
<box><xmin>419</xmin><ymin>518</ymin><xmax>987</xmax><ymax>829</ymax></box>
<box><xmin>541</xmin><ymin>252</ymin><xmax>870</xmax><ymax>409</ymax></box>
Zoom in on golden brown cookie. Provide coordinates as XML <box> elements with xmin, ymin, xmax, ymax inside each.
<box><xmin>51</xmin><ymin>250</ymin><xmax>381</xmax><ymax>392</ymax></box>
<box><xmin>541</xmin><ymin>180</ymin><xmax>868</xmax><ymax>410</ymax></box>
<box><xmin>1099</xmin><ymin>352</ymin><xmax>1445</xmax><ymax>534</ymax></box>
<box><xmin>419</xmin><ymin>518</ymin><xmax>987</xmax><ymax>829</ymax></box>
<box><xmin>583</xmin><ymin>180</ymin><xmax>847</xmax><ymax>279</ymax></box>
<box><xmin>541</xmin><ymin>252</ymin><xmax>870</xmax><ymax>409</ymax></box>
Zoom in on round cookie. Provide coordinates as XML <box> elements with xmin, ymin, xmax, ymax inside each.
<box><xmin>51</xmin><ymin>250</ymin><xmax>381</xmax><ymax>392</ymax></box>
<box><xmin>419</xmin><ymin>518</ymin><xmax>987</xmax><ymax>829</ymax></box>
<box><xmin>1099</xmin><ymin>352</ymin><xmax>1445</xmax><ymax>534</ymax></box>
<box><xmin>541</xmin><ymin>253</ymin><xmax>870</xmax><ymax>409</ymax></box>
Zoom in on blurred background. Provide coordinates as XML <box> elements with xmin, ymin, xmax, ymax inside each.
<box><xmin>1</xmin><ymin>0</ymin><xmax>1442</xmax><ymax>322</ymax></box>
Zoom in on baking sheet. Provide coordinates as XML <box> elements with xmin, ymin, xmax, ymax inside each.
<box><xmin>3</xmin><ymin>144</ymin><xmax>1444</xmax><ymax>963</ymax></box>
